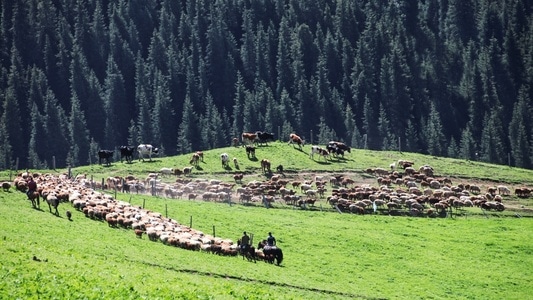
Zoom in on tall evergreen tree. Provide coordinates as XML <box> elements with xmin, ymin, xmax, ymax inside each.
<box><xmin>176</xmin><ymin>94</ymin><xmax>197</xmax><ymax>154</ymax></box>
<box><xmin>152</xmin><ymin>69</ymin><xmax>175</xmax><ymax>152</ymax></box>
<box><xmin>103</xmin><ymin>55</ymin><xmax>127</xmax><ymax>148</ymax></box>
<box><xmin>43</xmin><ymin>89</ymin><xmax>69</xmax><ymax>168</ymax></box>
<box><xmin>3</xmin><ymin>47</ymin><xmax>24</xmax><ymax>167</ymax></box>
<box><xmin>27</xmin><ymin>102</ymin><xmax>47</xmax><ymax>168</ymax></box>
<box><xmin>425</xmin><ymin>102</ymin><xmax>445</xmax><ymax>156</ymax></box>
<box><xmin>67</xmin><ymin>93</ymin><xmax>90</xmax><ymax>167</ymax></box>
<box><xmin>508</xmin><ymin>86</ymin><xmax>532</xmax><ymax>168</ymax></box>
<box><xmin>459</xmin><ymin>126</ymin><xmax>476</xmax><ymax>161</ymax></box>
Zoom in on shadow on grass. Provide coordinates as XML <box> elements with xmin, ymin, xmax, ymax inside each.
<box><xmin>126</xmin><ymin>258</ymin><xmax>386</xmax><ymax>300</ymax></box>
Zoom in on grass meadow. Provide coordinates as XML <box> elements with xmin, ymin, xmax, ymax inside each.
<box><xmin>1</xmin><ymin>143</ymin><xmax>532</xmax><ymax>299</ymax></box>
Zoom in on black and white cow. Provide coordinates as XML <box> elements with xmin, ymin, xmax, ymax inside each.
<box><xmin>137</xmin><ymin>144</ymin><xmax>159</xmax><ymax>161</ymax></box>
<box><xmin>328</xmin><ymin>141</ymin><xmax>351</xmax><ymax>153</ymax></box>
<box><xmin>310</xmin><ymin>146</ymin><xmax>330</xmax><ymax>161</ymax></box>
<box><xmin>245</xmin><ymin>145</ymin><xmax>256</xmax><ymax>159</ymax></box>
<box><xmin>326</xmin><ymin>143</ymin><xmax>345</xmax><ymax>158</ymax></box>
<box><xmin>119</xmin><ymin>146</ymin><xmax>135</xmax><ymax>163</ymax></box>
<box><xmin>98</xmin><ymin>150</ymin><xmax>114</xmax><ymax>166</ymax></box>
<box><xmin>220</xmin><ymin>153</ymin><xmax>230</xmax><ymax>167</ymax></box>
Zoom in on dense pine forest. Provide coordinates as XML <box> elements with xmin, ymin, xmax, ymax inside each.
<box><xmin>0</xmin><ymin>0</ymin><xmax>532</xmax><ymax>169</ymax></box>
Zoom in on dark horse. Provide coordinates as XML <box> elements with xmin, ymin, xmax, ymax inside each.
<box><xmin>27</xmin><ymin>191</ymin><xmax>40</xmax><ymax>209</ymax></box>
<box><xmin>237</xmin><ymin>239</ymin><xmax>256</xmax><ymax>263</ymax></box>
<box><xmin>257</xmin><ymin>240</ymin><xmax>283</xmax><ymax>266</ymax></box>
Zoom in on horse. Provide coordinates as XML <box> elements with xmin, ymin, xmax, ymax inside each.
<box><xmin>257</xmin><ymin>240</ymin><xmax>283</xmax><ymax>266</ymax></box>
<box><xmin>27</xmin><ymin>191</ymin><xmax>40</xmax><ymax>209</ymax></box>
<box><xmin>237</xmin><ymin>239</ymin><xmax>256</xmax><ymax>263</ymax></box>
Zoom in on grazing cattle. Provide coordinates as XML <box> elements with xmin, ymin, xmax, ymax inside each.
<box><xmin>137</xmin><ymin>144</ymin><xmax>159</xmax><ymax>161</ymax></box>
<box><xmin>220</xmin><ymin>153</ymin><xmax>230</xmax><ymax>167</ymax></box>
<box><xmin>256</xmin><ymin>131</ymin><xmax>275</xmax><ymax>145</ymax></box>
<box><xmin>328</xmin><ymin>141</ymin><xmax>351</xmax><ymax>153</ymax></box>
<box><xmin>98</xmin><ymin>150</ymin><xmax>114</xmax><ymax>166</ymax></box>
<box><xmin>242</xmin><ymin>132</ymin><xmax>257</xmax><ymax>145</ymax></box>
<box><xmin>195</xmin><ymin>151</ymin><xmax>204</xmax><ymax>162</ymax></box>
<box><xmin>288</xmin><ymin>133</ymin><xmax>304</xmax><ymax>149</ymax></box>
<box><xmin>232</xmin><ymin>137</ymin><xmax>240</xmax><ymax>147</ymax></box>
<box><xmin>261</xmin><ymin>159</ymin><xmax>271</xmax><ymax>173</ymax></box>
<box><xmin>245</xmin><ymin>145</ymin><xmax>256</xmax><ymax>159</ymax></box>
<box><xmin>326</xmin><ymin>143</ymin><xmax>345</xmax><ymax>158</ymax></box>
<box><xmin>119</xmin><ymin>146</ymin><xmax>135</xmax><ymax>163</ymax></box>
<box><xmin>190</xmin><ymin>153</ymin><xmax>200</xmax><ymax>166</ymax></box>
<box><xmin>310</xmin><ymin>146</ymin><xmax>330</xmax><ymax>161</ymax></box>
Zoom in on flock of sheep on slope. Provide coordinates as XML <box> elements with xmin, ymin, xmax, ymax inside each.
<box><xmin>7</xmin><ymin>172</ymin><xmax>260</xmax><ymax>258</ymax></box>
<box><xmin>99</xmin><ymin>152</ymin><xmax>529</xmax><ymax>217</ymax></box>
<box><xmin>3</xmin><ymin>138</ymin><xmax>532</xmax><ymax>261</ymax></box>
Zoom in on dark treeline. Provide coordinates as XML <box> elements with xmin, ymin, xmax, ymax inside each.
<box><xmin>0</xmin><ymin>0</ymin><xmax>532</xmax><ymax>169</ymax></box>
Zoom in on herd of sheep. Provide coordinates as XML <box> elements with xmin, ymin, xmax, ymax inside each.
<box><xmin>8</xmin><ymin>172</ymin><xmax>247</xmax><ymax>257</ymax></box>
<box><xmin>3</xmin><ymin>154</ymin><xmax>531</xmax><ymax>263</ymax></box>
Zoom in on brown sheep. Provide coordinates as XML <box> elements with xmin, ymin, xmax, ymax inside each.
<box><xmin>2</xmin><ymin>182</ymin><xmax>11</xmax><ymax>192</ymax></box>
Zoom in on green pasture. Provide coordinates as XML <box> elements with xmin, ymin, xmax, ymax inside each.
<box><xmin>1</xmin><ymin>145</ymin><xmax>532</xmax><ymax>299</ymax></box>
<box><xmin>3</xmin><ymin>141</ymin><xmax>530</xmax><ymax>186</ymax></box>
<box><xmin>1</xmin><ymin>191</ymin><xmax>532</xmax><ymax>299</ymax></box>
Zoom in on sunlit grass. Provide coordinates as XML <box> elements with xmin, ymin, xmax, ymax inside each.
<box><xmin>0</xmin><ymin>144</ymin><xmax>532</xmax><ymax>299</ymax></box>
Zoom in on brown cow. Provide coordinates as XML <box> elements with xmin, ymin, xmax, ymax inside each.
<box><xmin>261</xmin><ymin>159</ymin><xmax>271</xmax><ymax>173</ymax></box>
<box><xmin>288</xmin><ymin>133</ymin><xmax>304</xmax><ymax>149</ymax></box>
<box><xmin>242</xmin><ymin>132</ymin><xmax>257</xmax><ymax>145</ymax></box>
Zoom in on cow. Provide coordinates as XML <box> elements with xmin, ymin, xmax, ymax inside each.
<box><xmin>328</xmin><ymin>141</ymin><xmax>351</xmax><ymax>153</ymax></box>
<box><xmin>326</xmin><ymin>143</ymin><xmax>345</xmax><ymax>158</ymax></box>
<box><xmin>190</xmin><ymin>153</ymin><xmax>200</xmax><ymax>166</ymax></box>
<box><xmin>245</xmin><ymin>145</ymin><xmax>256</xmax><ymax>159</ymax></box>
<box><xmin>98</xmin><ymin>150</ymin><xmax>114</xmax><ymax>166</ymax></box>
<box><xmin>261</xmin><ymin>159</ymin><xmax>271</xmax><ymax>173</ymax></box>
<box><xmin>220</xmin><ymin>153</ymin><xmax>230</xmax><ymax>168</ymax></box>
<box><xmin>288</xmin><ymin>133</ymin><xmax>304</xmax><ymax>149</ymax></box>
<box><xmin>119</xmin><ymin>146</ymin><xmax>135</xmax><ymax>163</ymax></box>
<box><xmin>232</xmin><ymin>138</ymin><xmax>240</xmax><ymax>147</ymax></box>
<box><xmin>241</xmin><ymin>132</ymin><xmax>257</xmax><ymax>146</ymax></box>
<box><xmin>137</xmin><ymin>144</ymin><xmax>159</xmax><ymax>161</ymax></box>
<box><xmin>195</xmin><ymin>151</ymin><xmax>204</xmax><ymax>162</ymax></box>
<box><xmin>256</xmin><ymin>131</ymin><xmax>275</xmax><ymax>145</ymax></box>
<box><xmin>310</xmin><ymin>146</ymin><xmax>329</xmax><ymax>161</ymax></box>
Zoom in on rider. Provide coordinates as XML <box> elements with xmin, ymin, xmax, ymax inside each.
<box><xmin>240</xmin><ymin>231</ymin><xmax>250</xmax><ymax>251</ymax></box>
<box><xmin>266</xmin><ymin>232</ymin><xmax>276</xmax><ymax>247</ymax></box>
<box><xmin>26</xmin><ymin>176</ymin><xmax>37</xmax><ymax>198</ymax></box>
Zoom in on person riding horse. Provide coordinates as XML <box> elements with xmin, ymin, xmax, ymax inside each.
<box><xmin>266</xmin><ymin>232</ymin><xmax>276</xmax><ymax>248</ymax></box>
<box><xmin>240</xmin><ymin>232</ymin><xmax>250</xmax><ymax>252</ymax></box>
<box><xmin>258</xmin><ymin>237</ymin><xmax>283</xmax><ymax>265</ymax></box>
<box><xmin>27</xmin><ymin>176</ymin><xmax>37</xmax><ymax>199</ymax></box>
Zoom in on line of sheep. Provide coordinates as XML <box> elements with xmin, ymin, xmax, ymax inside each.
<box><xmin>11</xmin><ymin>172</ymin><xmax>248</xmax><ymax>257</ymax></box>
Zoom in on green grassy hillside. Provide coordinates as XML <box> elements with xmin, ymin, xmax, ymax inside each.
<box><xmin>1</xmin><ymin>144</ymin><xmax>532</xmax><ymax>299</ymax></box>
